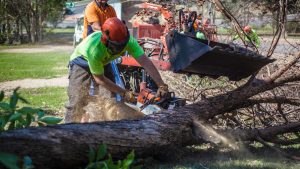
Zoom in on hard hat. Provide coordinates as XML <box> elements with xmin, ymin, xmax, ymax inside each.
<box><xmin>243</xmin><ymin>25</ymin><xmax>251</xmax><ymax>33</ymax></box>
<box><xmin>95</xmin><ymin>0</ymin><xmax>109</xmax><ymax>8</ymax></box>
<box><xmin>101</xmin><ymin>17</ymin><xmax>129</xmax><ymax>55</ymax></box>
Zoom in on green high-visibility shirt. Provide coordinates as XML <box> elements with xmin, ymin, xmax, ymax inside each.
<box><xmin>233</xmin><ymin>30</ymin><xmax>260</xmax><ymax>47</ymax></box>
<box><xmin>70</xmin><ymin>32</ymin><xmax>144</xmax><ymax>75</ymax></box>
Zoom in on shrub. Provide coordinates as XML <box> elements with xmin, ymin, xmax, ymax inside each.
<box><xmin>0</xmin><ymin>88</ymin><xmax>62</xmax><ymax>131</ymax></box>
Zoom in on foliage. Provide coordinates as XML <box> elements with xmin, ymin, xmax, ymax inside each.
<box><xmin>0</xmin><ymin>88</ymin><xmax>62</xmax><ymax>131</ymax></box>
<box><xmin>222</xmin><ymin>0</ymin><xmax>300</xmax><ymax>14</ymax></box>
<box><xmin>86</xmin><ymin>144</ymin><xmax>140</xmax><ymax>169</ymax></box>
<box><xmin>252</xmin><ymin>0</ymin><xmax>300</xmax><ymax>14</ymax></box>
<box><xmin>0</xmin><ymin>153</ymin><xmax>33</xmax><ymax>169</ymax></box>
<box><xmin>0</xmin><ymin>0</ymin><xmax>68</xmax><ymax>43</ymax></box>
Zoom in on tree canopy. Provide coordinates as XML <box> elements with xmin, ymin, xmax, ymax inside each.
<box><xmin>0</xmin><ymin>0</ymin><xmax>67</xmax><ymax>43</ymax></box>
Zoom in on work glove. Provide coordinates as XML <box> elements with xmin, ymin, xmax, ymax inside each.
<box><xmin>122</xmin><ymin>90</ymin><xmax>136</xmax><ymax>103</ymax></box>
<box><xmin>156</xmin><ymin>84</ymin><xmax>169</xmax><ymax>98</ymax></box>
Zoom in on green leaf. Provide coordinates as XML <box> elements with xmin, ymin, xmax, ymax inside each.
<box><xmin>0</xmin><ymin>152</ymin><xmax>20</xmax><ymax>169</ymax></box>
<box><xmin>37</xmin><ymin>111</ymin><xmax>45</xmax><ymax>119</ymax></box>
<box><xmin>105</xmin><ymin>154</ymin><xmax>118</xmax><ymax>169</ymax></box>
<box><xmin>88</xmin><ymin>146</ymin><xmax>96</xmax><ymax>164</ymax></box>
<box><xmin>0</xmin><ymin>102</ymin><xmax>12</xmax><ymax>111</ymax></box>
<box><xmin>85</xmin><ymin>162</ymin><xmax>107</xmax><ymax>169</ymax></box>
<box><xmin>25</xmin><ymin>114</ymin><xmax>33</xmax><ymax>127</ymax></box>
<box><xmin>38</xmin><ymin>116</ymin><xmax>62</xmax><ymax>125</ymax></box>
<box><xmin>8</xmin><ymin>113</ymin><xmax>22</xmax><ymax>122</ymax></box>
<box><xmin>18</xmin><ymin>107</ymin><xmax>40</xmax><ymax>115</ymax></box>
<box><xmin>96</xmin><ymin>144</ymin><xmax>107</xmax><ymax>161</ymax></box>
<box><xmin>117</xmin><ymin>160</ymin><xmax>122</xmax><ymax>168</ymax></box>
<box><xmin>0</xmin><ymin>115</ymin><xmax>9</xmax><ymax>131</ymax></box>
<box><xmin>9</xmin><ymin>90</ymin><xmax>19</xmax><ymax>109</ymax></box>
<box><xmin>0</xmin><ymin>91</ymin><xmax>4</xmax><ymax>102</ymax></box>
<box><xmin>0</xmin><ymin>117</ymin><xmax>7</xmax><ymax>130</ymax></box>
<box><xmin>122</xmin><ymin>151</ymin><xmax>135</xmax><ymax>168</ymax></box>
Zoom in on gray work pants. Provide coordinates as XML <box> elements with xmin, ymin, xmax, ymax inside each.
<box><xmin>65</xmin><ymin>64</ymin><xmax>93</xmax><ymax>123</ymax></box>
<box><xmin>64</xmin><ymin>64</ymin><xmax>115</xmax><ymax>123</ymax></box>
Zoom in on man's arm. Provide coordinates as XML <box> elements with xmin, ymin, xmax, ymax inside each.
<box><xmin>135</xmin><ymin>54</ymin><xmax>165</xmax><ymax>87</ymax></box>
<box><xmin>92</xmin><ymin>74</ymin><xmax>126</xmax><ymax>95</ymax></box>
<box><xmin>91</xmin><ymin>22</ymin><xmax>102</xmax><ymax>31</ymax></box>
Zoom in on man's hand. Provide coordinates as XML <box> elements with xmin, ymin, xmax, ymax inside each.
<box><xmin>156</xmin><ymin>84</ymin><xmax>169</xmax><ymax>98</ymax></box>
<box><xmin>91</xmin><ymin>22</ymin><xmax>102</xmax><ymax>32</ymax></box>
<box><xmin>122</xmin><ymin>91</ymin><xmax>136</xmax><ymax>103</ymax></box>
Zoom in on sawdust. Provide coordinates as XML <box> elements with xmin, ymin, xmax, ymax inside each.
<box><xmin>83</xmin><ymin>87</ymin><xmax>144</xmax><ymax>122</ymax></box>
<box><xmin>193</xmin><ymin>120</ymin><xmax>238</xmax><ymax>150</ymax></box>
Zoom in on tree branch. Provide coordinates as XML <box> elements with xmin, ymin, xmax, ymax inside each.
<box><xmin>268</xmin><ymin>52</ymin><xmax>300</xmax><ymax>82</ymax></box>
<box><xmin>236</xmin><ymin>96</ymin><xmax>300</xmax><ymax>109</ymax></box>
<box><xmin>267</xmin><ymin>0</ymin><xmax>287</xmax><ymax>57</ymax></box>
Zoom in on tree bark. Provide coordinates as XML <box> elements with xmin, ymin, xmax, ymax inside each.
<box><xmin>0</xmin><ymin>112</ymin><xmax>195</xmax><ymax>169</ymax></box>
<box><xmin>0</xmin><ymin>106</ymin><xmax>299</xmax><ymax>169</ymax></box>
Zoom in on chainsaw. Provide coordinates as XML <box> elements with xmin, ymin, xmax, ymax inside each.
<box><xmin>128</xmin><ymin>82</ymin><xmax>186</xmax><ymax>115</ymax></box>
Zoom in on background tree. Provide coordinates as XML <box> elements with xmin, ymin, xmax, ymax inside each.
<box><xmin>0</xmin><ymin>0</ymin><xmax>67</xmax><ymax>44</ymax></box>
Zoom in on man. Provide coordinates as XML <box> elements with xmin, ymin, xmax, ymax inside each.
<box><xmin>65</xmin><ymin>17</ymin><xmax>168</xmax><ymax>123</ymax></box>
<box><xmin>233</xmin><ymin>25</ymin><xmax>260</xmax><ymax>48</ymax></box>
<box><xmin>83</xmin><ymin>0</ymin><xmax>116</xmax><ymax>39</ymax></box>
<box><xmin>83</xmin><ymin>0</ymin><xmax>117</xmax><ymax>98</ymax></box>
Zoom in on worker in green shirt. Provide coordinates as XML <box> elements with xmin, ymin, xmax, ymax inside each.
<box><xmin>233</xmin><ymin>26</ymin><xmax>260</xmax><ymax>48</ymax></box>
<box><xmin>65</xmin><ymin>17</ymin><xmax>168</xmax><ymax>123</ymax></box>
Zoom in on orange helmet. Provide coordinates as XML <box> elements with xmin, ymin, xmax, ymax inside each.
<box><xmin>243</xmin><ymin>25</ymin><xmax>251</xmax><ymax>33</ymax></box>
<box><xmin>101</xmin><ymin>17</ymin><xmax>129</xmax><ymax>54</ymax></box>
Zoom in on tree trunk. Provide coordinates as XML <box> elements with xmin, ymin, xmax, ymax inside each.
<box><xmin>0</xmin><ymin>112</ymin><xmax>195</xmax><ymax>169</ymax></box>
<box><xmin>0</xmin><ymin>104</ymin><xmax>299</xmax><ymax>169</ymax></box>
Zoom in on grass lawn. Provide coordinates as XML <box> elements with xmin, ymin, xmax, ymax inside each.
<box><xmin>146</xmin><ymin>145</ymin><xmax>300</xmax><ymax>169</ymax></box>
<box><xmin>0</xmin><ymin>51</ymin><xmax>69</xmax><ymax>82</ymax></box>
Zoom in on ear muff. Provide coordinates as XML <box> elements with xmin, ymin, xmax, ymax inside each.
<box><xmin>105</xmin><ymin>28</ymin><xmax>130</xmax><ymax>55</ymax></box>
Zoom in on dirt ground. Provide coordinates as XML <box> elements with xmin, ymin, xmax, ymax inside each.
<box><xmin>0</xmin><ymin>76</ymin><xmax>68</xmax><ymax>92</ymax></box>
<box><xmin>0</xmin><ymin>45</ymin><xmax>73</xmax><ymax>53</ymax></box>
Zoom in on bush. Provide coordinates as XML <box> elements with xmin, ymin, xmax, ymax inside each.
<box><xmin>0</xmin><ymin>88</ymin><xmax>62</xmax><ymax>131</ymax></box>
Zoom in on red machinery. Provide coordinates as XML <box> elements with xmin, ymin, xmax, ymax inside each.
<box><xmin>118</xmin><ymin>2</ymin><xmax>274</xmax><ymax>94</ymax></box>
<box><xmin>116</xmin><ymin>2</ymin><xmax>274</xmax><ymax>112</ymax></box>
<box><xmin>121</xmin><ymin>3</ymin><xmax>173</xmax><ymax>71</ymax></box>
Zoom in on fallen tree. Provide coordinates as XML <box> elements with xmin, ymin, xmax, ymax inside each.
<box><xmin>1</xmin><ymin>0</ymin><xmax>299</xmax><ymax>168</ymax></box>
<box><xmin>0</xmin><ymin>52</ymin><xmax>299</xmax><ymax>168</ymax></box>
